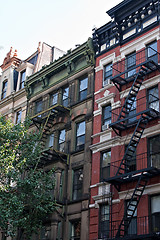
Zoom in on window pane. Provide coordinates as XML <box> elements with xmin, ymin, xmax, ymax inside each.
<box><xmin>149</xmin><ymin>135</ymin><xmax>160</xmax><ymax>168</ymax></box>
<box><xmin>73</xmin><ymin>169</ymin><xmax>83</xmax><ymax>200</ymax></box>
<box><xmin>151</xmin><ymin>195</ymin><xmax>160</xmax><ymax>232</ymax></box>
<box><xmin>71</xmin><ymin>220</ymin><xmax>81</xmax><ymax>239</ymax></box>
<box><xmin>80</xmin><ymin>78</ymin><xmax>88</xmax><ymax>91</ymax></box>
<box><xmin>51</xmin><ymin>93</ymin><xmax>58</xmax><ymax>106</ymax></box>
<box><xmin>63</xmin><ymin>87</ymin><xmax>69</xmax><ymax>107</ymax></box>
<box><xmin>102</xmin><ymin>151</ymin><xmax>111</xmax><ymax>168</ymax></box>
<box><xmin>59</xmin><ymin>130</ymin><xmax>65</xmax><ymax>152</ymax></box>
<box><xmin>101</xmin><ymin>151</ymin><xmax>111</xmax><ymax>180</ymax></box>
<box><xmin>126</xmin><ymin>52</ymin><xmax>136</xmax><ymax>77</ymax></box>
<box><xmin>16</xmin><ymin>110</ymin><xmax>22</xmax><ymax>124</ymax></box>
<box><xmin>148</xmin><ymin>42</ymin><xmax>157</xmax><ymax>57</ymax></box>
<box><xmin>148</xmin><ymin>86</ymin><xmax>159</xmax><ymax>111</ymax></box>
<box><xmin>103</xmin><ymin>105</ymin><xmax>111</xmax><ymax>126</ymax></box>
<box><xmin>19</xmin><ymin>70</ymin><xmax>26</xmax><ymax>89</ymax></box>
<box><xmin>99</xmin><ymin>205</ymin><xmax>109</xmax><ymax>239</ymax></box>
<box><xmin>79</xmin><ymin>78</ymin><xmax>88</xmax><ymax>101</ymax></box>
<box><xmin>35</xmin><ymin>100</ymin><xmax>42</xmax><ymax>113</ymax></box>
<box><xmin>1</xmin><ymin>81</ymin><xmax>8</xmax><ymax>99</ymax></box>
<box><xmin>151</xmin><ymin>195</ymin><xmax>160</xmax><ymax>214</ymax></box>
<box><xmin>77</xmin><ymin>122</ymin><xmax>85</xmax><ymax>137</ymax></box>
<box><xmin>46</xmin><ymin>133</ymin><xmax>54</xmax><ymax>148</ymax></box>
<box><xmin>104</xmin><ymin>63</ymin><xmax>112</xmax><ymax>86</ymax></box>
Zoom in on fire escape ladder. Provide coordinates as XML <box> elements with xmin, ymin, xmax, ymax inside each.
<box><xmin>116</xmin><ymin>173</ymin><xmax>148</xmax><ymax>238</ymax></box>
<box><xmin>116</xmin><ymin>115</ymin><xmax>147</xmax><ymax>176</ymax></box>
<box><xmin>117</xmin><ymin>66</ymin><xmax>145</xmax><ymax>122</ymax></box>
<box><xmin>40</xmin><ymin>110</ymin><xmax>56</xmax><ymax>149</ymax></box>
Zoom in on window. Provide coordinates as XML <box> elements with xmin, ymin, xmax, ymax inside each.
<box><xmin>147</xmin><ymin>41</ymin><xmax>157</xmax><ymax>63</ymax></box>
<box><xmin>50</xmin><ymin>92</ymin><xmax>58</xmax><ymax>106</ymax></box>
<box><xmin>70</xmin><ymin>220</ymin><xmax>81</xmax><ymax>240</ymax></box>
<box><xmin>76</xmin><ymin>121</ymin><xmax>85</xmax><ymax>150</ymax></box>
<box><xmin>148</xmin><ymin>86</ymin><xmax>159</xmax><ymax>112</ymax></box>
<box><xmin>45</xmin><ymin>133</ymin><xmax>54</xmax><ymax>148</ymax></box>
<box><xmin>101</xmin><ymin>150</ymin><xmax>111</xmax><ymax>181</ymax></box>
<box><xmin>57</xmin><ymin>221</ymin><xmax>62</xmax><ymax>240</ymax></box>
<box><xmin>62</xmin><ymin>87</ymin><xmax>69</xmax><ymax>107</ymax></box>
<box><xmin>1</xmin><ymin>80</ymin><xmax>8</xmax><ymax>99</ymax></box>
<box><xmin>15</xmin><ymin>110</ymin><xmax>22</xmax><ymax>124</ymax></box>
<box><xmin>103</xmin><ymin>63</ymin><xmax>112</xmax><ymax>86</ymax></box>
<box><xmin>35</xmin><ymin>100</ymin><xmax>43</xmax><ymax>115</ymax></box>
<box><xmin>151</xmin><ymin>195</ymin><xmax>160</xmax><ymax>233</ymax></box>
<box><xmin>149</xmin><ymin>135</ymin><xmax>160</xmax><ymax>169</ymax></box>
<box><xmin>19</xmin><ymin>70</ymin><xmax>26</xmax><ymax>90</ymax></box>
<box><xmin>125</xmin><ymin>145</ymin><xmax>136</xmax><ymax>173</ymax></box>
<box><xmin>126</xmin><ymin>52</ymin><xmax>136</xmax><ymax>78</ymax></box>
<box><xmin>99</xmin><ymin>204</ymin><xmax>110</xmax><ymax>239</ymax></box>
<box><xmin>126</xmin><ymin>97</ymin><xmax>136</xmax><ymax>123</ymax></box>
<box><xmin>58</xmin><ymin>129</ymin><xmax>65</xmax><ymax>152</ymax></box>
<box><xmin>72</xmin><ymin>168</ymin><xmax>83</xmax><ymax>200</ymax></box>
<box><xmin>126</xmin><ymin>200</ymin><xmax>137</xmax><ymax>235</ymax></box>
<box><xmin>102</xmin><ymin>105</ymin><xmax>111</xmax><ymax>130</ymax></box>
<box><xmin>79</xmin><ymin>77</ymin><xmax>88</xmax><ymax>101</ymax></box>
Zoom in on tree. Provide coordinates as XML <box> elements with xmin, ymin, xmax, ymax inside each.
<box><xmin>0</xmin><ymin>116</ymin><xmax>55</xmax><ymax>240</ymax></box>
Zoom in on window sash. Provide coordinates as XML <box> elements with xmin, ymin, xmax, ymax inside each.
<box><xmin>79</xmin><ymin>78</ymin><xmax>88</xmax><ymax>101</ymax></box>
<box><xmin>19</xmin><ymin>70</ymin><xmax>26</xmax><ymax>89</ymax></box>
<box><xmin>46</xmin><ymin>134</ymin><xmax>54</xmax><ymax>148</ymax></box>
<box><xmin>99</xmin><ymin>205</ymin><xmax>110</xmax><ymax>238</ymax></box>
<box><xmin>126</xmin><ymin>52</ymin><xmax>136</xmax><ymax>78</ymax></box>
<box><xmin>1</xmin><ymin>81</ymin><xmax>8</xmax><ymax>99</ymax></box>
<box><xmin>148</xmin><ymin>86</ymin><xmax>159</xmax><ymax>112</ymax></box>
<box><xmin>73</xmin><ymin>169</ymin><xmax>83</xmax><ymax>200</ymax></box>
<box><xmin>103</xmin><ymin>105</ymin><xmax>111</xmax><ymax>126</ymax></box>
<box><xmin>62</xmin><ymin>87</ymin><xmax>69</xmax><ymax>107</ymax></box>
<box><xmin>59</xmin><ymin>130</ymin><xmax>65</xmax><ymax>152</ymax></box>
<box><xmin>50</xmin><ymin>93</ymin><xmax>58</xmax><ymax>106</ymax></box>
<box><xmin>16</xmin><ymin>110</ymin><xmax>22</xmax><ymax>124</ymax></box>
<box><xmin>149</xmin><ymin>135</ymin><xmax>160</xmax><ymax>169</ymax></box>
<box><xmin>35</xmin><ymin>100</ymin><xmax>43</xmax><ymax>114</ymax></box>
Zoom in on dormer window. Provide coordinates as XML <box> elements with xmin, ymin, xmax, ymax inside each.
<box><xmin>19</xmin><ymin>70</ymin><xmax>26</xmax><ymax>90</ymax></box>
<box><xmin>1</xmin><ymin>80</ymin><xmax>8</xmax><ymax>99</ymax></box>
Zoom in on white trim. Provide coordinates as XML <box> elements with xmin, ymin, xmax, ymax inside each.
<box><xmin>119</xmin><ymin>183</ymin><xmax>160</xmax><ymax>200</ymax></box>
<box><xmin>94</xmin><ymin>83</ymin><xmax>114</xmax><ymax>95</ymax></box>
<box><xmin>120</xmin><ymin>27</ymin><xmax>159</xmax><ymax>58</ymax></box>
<box><xmin>95</xmin><ymin>52</ymin><xmax>115</xmax><ymax>73</ymax></box>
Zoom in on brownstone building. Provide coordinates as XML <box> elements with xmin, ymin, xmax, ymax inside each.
<box><xmin>26</xmin><ymin>38</ymin><xmax>95</xmax><ymax>240</ymax></box>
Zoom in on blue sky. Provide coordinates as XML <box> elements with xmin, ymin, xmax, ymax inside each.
<box><xmin>0</xmin><ymin>0</ymin><xmax>122</xmax><ymax>65</ymax></box>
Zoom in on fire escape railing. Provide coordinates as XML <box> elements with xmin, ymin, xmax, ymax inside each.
<box><xmin>27</xmin><ymin>98</ymin><xmax>70</xmax><ymax>166</ymax></box>
<box><xmin>105</xmin><ymin>47</ymin><xmax>160</xmax><ymax>239</ymax></box>
<box><xmin>111</xmin><ymin>46</ymin><xmax>160</xmax><ymax>90</ymax></box>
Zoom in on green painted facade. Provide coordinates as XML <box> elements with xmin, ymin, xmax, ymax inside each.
<box><xmin>25</xmin><ymin>38</ymin><xmax>95</xmax><ymax>99</ymax></box>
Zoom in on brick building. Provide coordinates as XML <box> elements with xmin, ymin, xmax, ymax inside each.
<box><xmin>90</xmin><ymin>0</ymin><xmax>160</xmax><ymax>239</ymax></box>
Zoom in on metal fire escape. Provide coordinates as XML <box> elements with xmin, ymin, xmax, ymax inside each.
<box><xmin>28</xmin><ymin>99</ymin><xmax>70</xmax><ymax>166</ymax></box>
<box><xmin>108</xmin><ymin>47</ymin><xmax>160</xmax><ymax>239</ymax></box>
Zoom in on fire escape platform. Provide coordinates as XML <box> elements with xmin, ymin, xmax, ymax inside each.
<box><xmin>111</xmin><ymin>59</ymin><xmax>160</xmax><ymax>87</ymax></box>
<box><xmin>40</xmin><ymin>147</ymin><xmax>68</xmax><ymax>165</ymax></box>
<box><xmin>105</xmin><ymin>167</ymin><xmax>160</xmax><ymax>186</ymax></box>
<box><xmin>109</xmin><ymin>108</ymin><xmax>160</xmax><ymax>131</ymax></box>
<box><xmin>111</xmin><ymin>232</ymin><xmax>160</xmax><ymax>240</ymax></box>
<box><xmin>30</xmin><ymin>104</ymin><xmax>70</xmax><ymax>124</ymax></box>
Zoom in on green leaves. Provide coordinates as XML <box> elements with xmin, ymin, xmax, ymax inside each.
<box><xmin>0</xmin><ymin>116</ymin><xmax>55</xmax><ymax>239</ymax></box>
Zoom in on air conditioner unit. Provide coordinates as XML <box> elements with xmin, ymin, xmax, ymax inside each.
<box><xmin>102</xmin><ymin>124</ymin><xmax>109</xmax><ymax>131</ymax></box>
